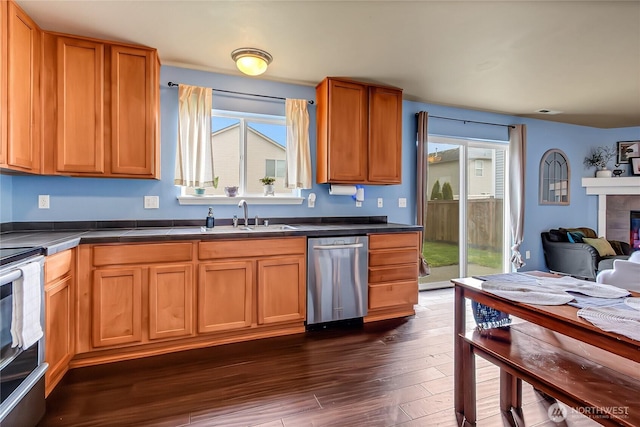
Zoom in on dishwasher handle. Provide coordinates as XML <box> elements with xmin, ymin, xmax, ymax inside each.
<box><xmin>312</xmin><ymin>243</ymin><xmax>364</xmax><ymax>250</ymax></box>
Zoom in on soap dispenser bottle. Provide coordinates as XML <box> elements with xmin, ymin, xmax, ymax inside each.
<box><xmin>206</xmin><ymin>207</ymin><xmax>215</xmax><ymax>229</ymax></box>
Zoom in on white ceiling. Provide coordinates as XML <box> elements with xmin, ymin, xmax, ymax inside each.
<box><xmin>17</xmin><ymin>0</ymin><xmax>640</xmax><ymax>129</ymax></box>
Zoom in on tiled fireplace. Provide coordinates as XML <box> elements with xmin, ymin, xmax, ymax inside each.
<box><xmin>582</xmin><ymin>177</ymin><xmax>640</xmax><ymax>244</ymax></box>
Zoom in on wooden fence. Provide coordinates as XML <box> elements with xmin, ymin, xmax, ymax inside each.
<box><xmin>424</xmin><ymin>199</ymin><xmax>504</xmax><ymax>250</ymax></box>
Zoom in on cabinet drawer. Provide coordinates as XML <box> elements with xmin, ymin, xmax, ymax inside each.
<box><xmin>45</xmin><ymin>249</ymin><xmax>73</xmax><ymax>283</ymax></box>
<box><xmin>369</xmin><ymin>264</ymin><xmax>418</xmax><ymax>284</ymax></box>
<box><xmin>199</xmin><ymin>237</ymin><xmax>305</xmax><ymax>260</ymax></box>
<box><xmin>369</xmin><ymin>281</ymin><xmax>418</xmax><ymax>309</ymax></box>
<box><xmin>369</xmin><ymin>263</ymin><xmax>418</xmax><ymax>283</ymax></box>
<box><xmin>93</xmin><ymin>242</ymin><xmax>193</xmax><ymax>266</ymax></box>
<box><xmin>369</xmin><ymin>249</ymin><xmax>417</xmax><ymax>267</ymax></box>
<box><xmin>369</xmin><ymin>232</ymin><xmax>419</xmax><ymax>250</ymax></box>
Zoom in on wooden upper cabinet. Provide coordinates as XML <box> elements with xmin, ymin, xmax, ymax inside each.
<box><xmin>368</xmin><ymin>86</ymin><xmax>402</xmax><ymax>184</ymax></box>
<box><xmin>316</xmin><ymin>77</ymin><xmax>402</xmax><ymax>185</ymax></box>
<box><xmin>42</xmin><ymin>32</ymin><xmax>159</xmax><ymax>178</ymax></box>
<box><xmin>316</xmin><ymin>78</ymin><xmax>368</xmax><ymax>183</ymax></box>
<box><xmin>111</xmin><ymin>45</ymin><xmax>158</xmax><ymax>177</ymax></box>
<box><xmin>1</xmin><ymin>0</ymin><xmax>7</xmax><ymax>166</ymax></box>
<box><xmin>2</xmin><ymin>1</ymin><xmax>40</xmax><ymax>172</ymax></box>
<box><xmin>56</xmin><ymin>36</ymin><xmax>104</xmax><ymax>173</ymax></box>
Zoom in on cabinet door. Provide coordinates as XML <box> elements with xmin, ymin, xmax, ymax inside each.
<box><xmin>149</xmin><ymin>264</ymin><xmax>193</xmax><ymax>340</ymax></box>
<box><xmin>257</xmin><ymin>256</ymin><xmax>305</xmax><ymax>325</ymax></box>
<box><xmin>56</xmin><ymin>36</ymin><xmax>104</xmax><ymax>173</ymax></box>
<box><xmin>45</xmin><ymin>275</ymin><xmax>74</xmax><ymax>396</ymax></box>
<box><xmin>324</xmin><ymin>79</ymin><xmax>368</xmax><ymax>183</ymax></box>
<box><xmin>368</xmin><ymin>86</ymin><xmax>402</xmax><ymax>184</ymax></box>
<box><xmin>0</xmin><ymin>0</ymin><xmax>7</xmax><ymax>166</ymax></box>
<box><xmin>198</xmin><ymin>261</ymin><xmax>252</xmax><ymax>333</ymax></box>
<box><xmin>111</xmin><ymin>46</ymin><xmax>158</xmax><ymax>177</ymax></box>
<box><xmin>92</xmin><ymin>268</ymin><xmax>142</xmax><ymax>347</ymax></box>
<box><xmin>6</xmin><ymin>2</ymin><xmax>40</xmax><ymax>172</ymax></box>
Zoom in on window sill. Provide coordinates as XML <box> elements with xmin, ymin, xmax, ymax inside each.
<box><xmin>177</xmin><ymin>195</ymin><xmax>305</xmax><ymax>205</ymax></box>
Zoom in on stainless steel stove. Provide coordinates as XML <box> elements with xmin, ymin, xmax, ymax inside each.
<box><xmin>0</xmin><ymin>246</ymin><xmax>47</xmax><ymax>427</ymax></box>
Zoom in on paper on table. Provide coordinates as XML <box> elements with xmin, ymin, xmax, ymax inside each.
<box><xmin>481</xmin><ymin>281</ymin><xmax>575</xmax><ymax>305</ymax></box>
<box><xmin>536</xmin><ymin>276</ymin><xmax>630</xmax><ymax>298</ymax></box>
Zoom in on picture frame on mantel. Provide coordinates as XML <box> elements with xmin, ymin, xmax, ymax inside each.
<box><xmin>632</xmin><ymin>157</ymin><xmax>640</xmax><ymax>176</ymax></box>
<box><xmin>616</xmin><ymin>140</ymin><xmax>640</xmax><ymax>164</ymax></box>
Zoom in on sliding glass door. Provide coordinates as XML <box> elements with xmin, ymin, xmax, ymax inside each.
<box><xmin>421</xmin><ymin>137</ymin><xmax>508</xmax><ymax>289</ymax></box>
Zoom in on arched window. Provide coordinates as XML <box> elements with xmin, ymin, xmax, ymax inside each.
<box><xmin>540</xmin><ymin>149</ymin><xmax>570</xmax><ymax>205</ymax></box>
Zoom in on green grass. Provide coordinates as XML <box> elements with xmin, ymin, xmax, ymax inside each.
<box><xmin>423</xmin><ymin>241</ymin><xmax>502</xmax><ymax>269</ymax></box>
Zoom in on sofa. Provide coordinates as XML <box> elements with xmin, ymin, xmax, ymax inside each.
<box><xmin>596</xmin><ymin>251</ymin><xmax>640</xmax><ymax>291</ymax></box>
<box><xmin>540</xmin><ymin>227</ymin><xmax>631</xmax><ymax>280</ymax></box>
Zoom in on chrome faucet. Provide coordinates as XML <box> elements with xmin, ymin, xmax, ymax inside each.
<box><xmin>238</xmin><ymin>199</ymin><xmax>249</xmax><ymax>228</ymax></box>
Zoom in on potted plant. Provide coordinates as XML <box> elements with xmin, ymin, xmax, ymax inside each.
<box><xmin>584</xmin><ymin>146</ymin><xmax>616</xmax><ymax>177</ymax></box>
<box><xmin>259</xmin><ymin>176</ymin><xmax>276</xmax><ymax>196</ymax></box>
<box><xmin>194</xmin><ymin>177</ymin><xmax>219</xmax><ymax>196</ymax></box>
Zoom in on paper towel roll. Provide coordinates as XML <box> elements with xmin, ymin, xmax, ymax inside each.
<box><xmin>329</xmin><ymin>185</ymin><xmax>357</xmax><ymax>196</ymax></box>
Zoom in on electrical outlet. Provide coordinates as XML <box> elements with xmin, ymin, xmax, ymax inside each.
<box><xmin>525</xmin><ymin>250</ymin><xmax>531</xmax><ymax>259</ymax></box>
<box><xmin>355</xmin><ymin>201</ymin><xmax>362</xmax><ymax>208</ymax></box>
<box><xmin>398</xmin><ymin>198</ymin><xmax>407</xmax><ymax>208</ymax></box>
<box><xmin>377</xmin><ymin>198</ymin><xmax>383</xmax><ymax>208</ymax></box>
<box><xmin>38</xmin><ymin>195</ymin><xmax>50</xmax><ymax>209</ymax></box>
<box><xmin>144</xmin><ymin>196</ymin><xmax>159</xmax><ymax>209</ymax></box>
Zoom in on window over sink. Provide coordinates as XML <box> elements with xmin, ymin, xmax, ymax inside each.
<box><xmin>179</xmin><ymin>110</ymin><xmax>301</xmax><ymax>202</ymax></box>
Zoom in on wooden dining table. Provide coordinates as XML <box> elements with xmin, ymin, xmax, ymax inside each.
<box><xmin>452</xmin><ymin>272</ymin><xmax>640</xmax><ymax>426</ymax></box>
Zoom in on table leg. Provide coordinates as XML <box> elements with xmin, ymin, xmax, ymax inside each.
<box><xmin>463</xmin><ymin>340</ymin><xmax>477</xmax><ymax>425</ymax></box>
<box><xmin>454</xmin><ymin>286</ymin><xmax>466</xmax><ymax>418</ymax></box>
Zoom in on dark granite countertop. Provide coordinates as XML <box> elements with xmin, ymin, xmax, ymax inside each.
<box><xmin>0</xmin><ymin>217</ymin><xmax>422</xmax><ymax>256</ymax></box>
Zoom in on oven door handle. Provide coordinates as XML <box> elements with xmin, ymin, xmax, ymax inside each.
<box><xmin>0</xmin><ymin>269</ymin><xmax>22</xmax><ymax>287</ymax></box>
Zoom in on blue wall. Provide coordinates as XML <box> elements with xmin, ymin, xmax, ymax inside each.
<box><xmin>2</xmin><ymin>65</ymin><xmax>639</xmax><ymax>272</ymax></box>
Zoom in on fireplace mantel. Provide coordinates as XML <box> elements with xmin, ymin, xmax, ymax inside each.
<box><xmin>582</xmin><ymin>177</ymin><xmax>640</xmax><ymax>236</ymax></box>
<box><xmin>581</xmin><ymin>177</ymin><xmax>640</xmax><ymax>195</ymax></box>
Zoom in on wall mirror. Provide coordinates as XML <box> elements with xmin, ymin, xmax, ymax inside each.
<box><xmin>540</xmin><ymin>149</ymin><xmax>570</xmax><ymax>205</ymax></box>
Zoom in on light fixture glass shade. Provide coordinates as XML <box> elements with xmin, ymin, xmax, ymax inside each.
<box><xmin>231</xmin><ymin>48</ymin><xmax>273</xmax><ymax>76</ymax></box>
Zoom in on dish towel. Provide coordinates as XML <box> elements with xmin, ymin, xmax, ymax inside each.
<box><xmin>11</xmin><ymin>261</ymin><xmax>43</xmax><ymax>350</ymax></box>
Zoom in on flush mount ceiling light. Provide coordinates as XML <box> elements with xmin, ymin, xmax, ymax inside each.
<box><xmin>231</xmin><ymin>48</ymin><xmax>273</xmax><ymax>76</ymax></box>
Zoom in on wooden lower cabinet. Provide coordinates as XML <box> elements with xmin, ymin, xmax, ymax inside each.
<box><xmin>198</xmin><ymin>261</ymin><xmax>252</xmax><ymax>333</ymax></box>
<box><xmin>92</xmin><ymin>268</ymin><xmax>143</xmax><ymax>347</ymax></box>
<box><xmin>44</xmin><ymin>249</ymin><xmax>75</xmax><ymax>396</ymax></box>
<box><xmin>73</xmin><ymin>238</ymin><xmax>306</xmax><ymax>369</ymax></box>
<box><xmin>149</xmin><ymin>264</ymin><xmax>194</xmax><ymax>340</ymax></box>
<box><xmin>365</xmin><ymin>232</ymin><xmax>419</xmax><ymax>322</ymax></box>
<box><xmin>257</xmin><ymin>256</ymin><xmax>306</xmax><ymax>325</ymax></box>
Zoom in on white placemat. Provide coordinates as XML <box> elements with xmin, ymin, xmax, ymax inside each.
<box><xmin>625</xmin><ymin>297</ymin><xmax>640</xmax><ymax>311</ymax></box>
<box><xmin>482</xmin><ymin>281</ymin><xmax>575</xmax><ymax>305</ymax></box>
<box><xmin>578</xmin><ymin>306</ymin><xmax>640</xmax><ymax>341</ymax></box>
<box><xmin>536</xmin><ymin>276</ymin><xmax>630</xmax><ymax>298</ymax></box>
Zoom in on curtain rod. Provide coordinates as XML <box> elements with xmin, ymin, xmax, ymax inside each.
<box><xmin>167</xmin><ymin>82</ymin><xmax>314</xmax><ymax>105</ymax></box>
<box><xmin>415</xmin><ymin>113</ymin><xmax>514</xmax><ymax>129</ymax></box>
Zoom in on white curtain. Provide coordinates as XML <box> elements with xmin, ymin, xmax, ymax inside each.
<box><xmin>174</xmin><ymin>85</ymin><xmax>215</xmax><ymax>188</ymax></box>
<box><xmin>284</xmin><ymin>99</ymin><xmax>311</xmax><ymax>189</ymax></box>
<box><xmin>509</xmin><ymin>124</ymin><xmax>527</xmax><ymax>269</ymax></box>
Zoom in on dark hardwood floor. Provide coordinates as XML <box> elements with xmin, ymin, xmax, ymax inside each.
<box><xmin>39</xmin><ymin>289</ymin><xmax>599</xmax><ymax>427</ymax></box>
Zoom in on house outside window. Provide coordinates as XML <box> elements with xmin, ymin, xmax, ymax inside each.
<box><xmin>475</xmin><ymin>160</ymin><xmax>484</xmax><ymax>177</ymax></box>
<box><xmin>183</xmin><ymin>110</ymin><xmax>294</xmax><ymax>197</ymax></box>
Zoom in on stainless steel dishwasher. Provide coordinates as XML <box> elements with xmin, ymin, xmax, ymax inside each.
<box><xmin>307</xmin><ymin>236</ymin><xmax>368</xmax><ymax>325</ymax></box>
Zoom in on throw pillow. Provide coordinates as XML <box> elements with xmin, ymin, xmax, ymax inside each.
<box><xmin>583</xmin><ymin>237</ymin><xmax>616</xmax><ymax>257</ymax></box>
<box><xmin>548</xmin><ymin>229</ymin><xmax>568</xmax><ymax>242</ymax></box>
<box><xmin>567</xmin><ymin>231</ymin><xmax>585</xmax><ymax>243</ymax></box>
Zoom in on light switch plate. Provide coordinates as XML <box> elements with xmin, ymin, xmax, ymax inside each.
<box><xmin>398</xmin><ymin>198</ymin><xmax>407</xmax><ymax>208</ymax></box>
<box><xmin>525</xmin><ymin>250</ymin><xmax>531</xmax><ymax>259</ymax></box>
<box><xmin>38</xmin><ymin>195</ymin><xmax>50</xmax><ymax>209</ymax></box>
<box><xmin>377</xmin><ymin>198</ymin><xmax>383</xmax><ymax>208</ymax></box>
<box><xmin>144</xmin><ymin>196</ymin><xmax>159</xmax><ymax>209</ymax></box>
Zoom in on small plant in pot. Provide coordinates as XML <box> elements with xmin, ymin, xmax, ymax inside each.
<box><xmin>259</xmin><ymin>176</ymin><xmax>276</xmax><ymax>196</ymax></box>
<box><xmin>584</xmin><ymin>146</ymin><xmax>616</xmax><ymax>177</ymax></box>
